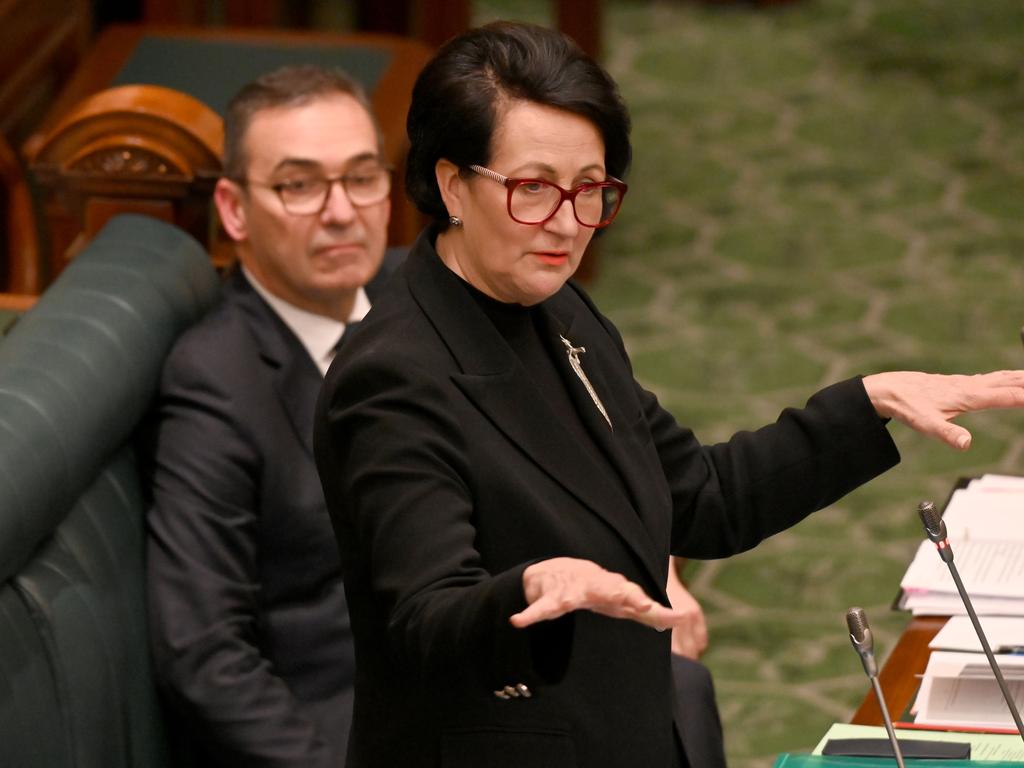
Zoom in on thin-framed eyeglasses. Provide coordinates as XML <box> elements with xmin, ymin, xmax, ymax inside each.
<box><xmin>468</xmin><ymin>164</ymin><xmax>627</xmax><ymax>228</ymax></box>
<box><xmin>234</xmin><ymin>164</ymin><xmax>392</xmax><ymax>215</ymax></box>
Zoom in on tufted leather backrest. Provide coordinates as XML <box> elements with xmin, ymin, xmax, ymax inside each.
<box><xmin>0</xmin><ymin>214</ymin><xmax>219</xmax><ymax>767</ymax></box>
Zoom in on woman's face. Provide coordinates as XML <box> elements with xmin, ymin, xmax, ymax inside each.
<box><xmin>437</xmin><ymin>100</ymin><xmax>607</xmax><ymax>306</ymax></box>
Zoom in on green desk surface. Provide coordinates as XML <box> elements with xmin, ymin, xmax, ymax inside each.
<box><xmin>775</xmin><ymin>755</ymin><xmax>1020</xmax><ymax>767</ymax></box>
<box><xmin>113</xmin><ymin>36</ymin><xmax>392</xmax><ymax>115</ymax></box>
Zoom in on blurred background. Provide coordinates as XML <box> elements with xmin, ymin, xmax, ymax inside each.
<box><xmin>575</xmin><ymin>2</ymin><xmax>1024</xmax><ymax>765</ymax></box>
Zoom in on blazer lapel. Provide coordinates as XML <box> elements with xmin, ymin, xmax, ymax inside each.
<box><xmin>539</xmin><ymin>294</ymin><xmax>672</xmax><ymax>570</ymax></box>
<box><xmin>405</xmin><ymin>235</ymin><xmax>665</xmax><ymax>589</ymax></box>
<box><xmin>228</xmin><ymin>270</ymin><xmax>323</xmax><ymax>459</ymax></box>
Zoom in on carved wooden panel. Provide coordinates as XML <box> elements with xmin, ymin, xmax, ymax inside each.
<box><xmin>26</xmin><ymin>84</ymin><xmax>222</xmax><ymax>286</ymax></box>
<box><xmin>73</xmin><ymin>147</ymin><xmax>184</xmax><ymax>177</ymax></box>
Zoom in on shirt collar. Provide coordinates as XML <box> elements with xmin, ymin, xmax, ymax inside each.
<box><xmin>242</xmin><ymin>266</ymin><xmax>370</xmax><ymax>377</ymax></box>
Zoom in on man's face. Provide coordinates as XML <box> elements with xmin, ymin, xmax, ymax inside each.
<box><xmin>216</xmin><ymin>94</ymin><xmax>390</xmax><ymax>318</ymax></box>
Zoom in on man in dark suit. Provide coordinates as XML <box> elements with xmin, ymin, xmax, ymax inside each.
<box><xmin>145</xmin><ymin>65</ymin><xmax>395</xmax><ymax>767</ymax></box>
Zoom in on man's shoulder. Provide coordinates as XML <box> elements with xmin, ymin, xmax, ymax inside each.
<box><xmin>162</xmin><ymin>283</ymin><xmax>267</xmax><ymax>385</ymax></box>
<box><xmin>173</xmin><ymin>292</ymin><xmax>252</xmax><ymax>353</ymax></box>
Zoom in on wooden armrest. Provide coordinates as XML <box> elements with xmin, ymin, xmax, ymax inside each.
<box><xmin>0</xmin><ymin>292</ymin><xmax>37</xmax><ymax>312</ymax></box>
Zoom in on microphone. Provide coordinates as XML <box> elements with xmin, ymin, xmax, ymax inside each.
<box><xmin>918</xmin><ymin>500</ymin><xmax>952</xmax><ymax>563</ymax></box>
<box><xmin>846</xmin><ymin>607</ymin><xmax>906</xmax><ymax>768</ymax></box>
<box><xmin>917</xmin><ymin>500</ymin><xmax>1024</xmax><ymax>743</ymax></box>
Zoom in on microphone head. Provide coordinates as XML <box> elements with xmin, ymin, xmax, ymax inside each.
<box><xmin>846</xmin><ymin>606</ymin><xmax>878</xmax><ymax>677</ymax></box>
<box><xmin>846</xmin><ymin>606</ymin><xmax>872</xmax><ymax>649</ymax></box>
<box><xmin>918</xmin><ymin>500</ymin><xmax>947</xmax><ymax>543</ymax></box>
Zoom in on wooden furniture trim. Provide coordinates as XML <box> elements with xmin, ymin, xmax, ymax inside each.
<box><xmin>26</xmin><ymin>84</ymin><xmax>223</xmax><ymax>175</ymax></box>
<box><xmin>0</xmin><ymin>292</ymin><xmax>37</xmax><ymax>312</ymax></box>
<box><xmin>0</xmin><ymin>136</ymin><xmax>40</xmax><ymax>293</ymax></box>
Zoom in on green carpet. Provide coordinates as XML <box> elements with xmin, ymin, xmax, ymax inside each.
<box><xmin>474</xmin><ymin>1</ymin><xmax>1024</xmax><ymax>764</ymax></box>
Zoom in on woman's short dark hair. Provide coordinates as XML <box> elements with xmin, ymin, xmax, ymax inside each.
<box><xmin>406</xmin><ymin>21</ymin><xmax>632</xmax><ymax>230</ymax></box>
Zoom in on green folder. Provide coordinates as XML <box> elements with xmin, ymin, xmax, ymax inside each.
<box><xmin>774</xmin><ymin>755</ymin><xmax>1022</xmax><ymax>767</ymax></box>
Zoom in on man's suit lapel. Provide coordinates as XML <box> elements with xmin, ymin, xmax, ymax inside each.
<box><xmin>405</xmin><ymin>236</ymin><xmax>665</xmax><ymax>590</ymax></box>
<box><xmin>227</xmin><ymin>269</ymin><xmax>323</xmax><ymax>459</ymax></box>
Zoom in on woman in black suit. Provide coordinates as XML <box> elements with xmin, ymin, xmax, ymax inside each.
<box><xmin>314</xmin><ymin>22</ymin><xmax>1024</xmax><ymax>768</ymax></box>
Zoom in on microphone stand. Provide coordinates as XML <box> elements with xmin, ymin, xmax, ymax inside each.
<box><xmin>847</xmin><ymin>607</ymin><xmax>906</xmax><ymax>768</ymax></box>
<box><xmin>918</xmin><ymin>500</ymin><xmax>1024</xmax><ymax>744</ymax></box>
<box><xmin>870</xmin><ymin>676</ymin><xmax>906</xmax><ymax>768</ymax></box>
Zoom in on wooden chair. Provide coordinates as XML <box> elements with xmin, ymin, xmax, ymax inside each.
<box><xmin>25</xmin><ymin>84</ymin><xmax>223</xmax><ymax>287</ymax></box>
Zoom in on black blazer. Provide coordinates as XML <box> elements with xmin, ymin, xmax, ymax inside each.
<box><xmin>315</xmin><ymin>230</ymin><xmax>900</xmax><ymax>768</ymax></box>
<box><xmin>146</xmin><ymin>254</ymin><xmax>398</xmax><ymax>767</ymax></box>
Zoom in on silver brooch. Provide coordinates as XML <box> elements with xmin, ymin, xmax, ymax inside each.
<box><xmin>560</xmin><ymin>335</ymin><xmax>611</xmax><ymax>429</ymax></box>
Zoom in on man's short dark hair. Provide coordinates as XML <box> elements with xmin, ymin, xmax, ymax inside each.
<box><xmin>223</xmin><ymin>64</ymin><xmax>381</xmax><ymax>180</ymax></box>
<box><xmin>405</xmin><ymin>21</ymin><xmax>632</xmax><ymax>230</ymax></box>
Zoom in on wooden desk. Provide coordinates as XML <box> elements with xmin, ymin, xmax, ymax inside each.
<box><xmin>850</xmin><ymin>615</ymin><xmax>946</xmax><ymax>726</ymax></box>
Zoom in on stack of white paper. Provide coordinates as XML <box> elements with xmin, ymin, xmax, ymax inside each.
<box><xmin>913</xmin><ymin>650</ymin><xmax>1024</xmax><ymax>730</ymax></box>
<box><xmin>930</xmin><ymin>616</ymin><xmax>1024</xmax><ymax>653</ymax></box>
<box><xmin>899</xmin><ymin>474</ymin><xmax>1024</xmax><ymax>617</ymax></box>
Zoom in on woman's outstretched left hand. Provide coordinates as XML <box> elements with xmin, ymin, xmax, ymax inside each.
<box><xmin>864</xmin><ymin>370</ymin><xmax>1024</xmax><ymax>450</ymax></box>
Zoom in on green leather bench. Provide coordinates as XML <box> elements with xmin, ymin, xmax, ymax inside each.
<box><xmin>0</xmin><ymin>214</ymin><xmax>219</xmax><ymax>767</ymax></box>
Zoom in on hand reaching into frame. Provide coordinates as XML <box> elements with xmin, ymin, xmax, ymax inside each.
<box><xmin>863</xmin><ymin>370</ymin><xmax>1024</xmax><ymax>450</ymax></box>
<box><xmin>510</xmin><ymin>557</ymin><xmax>687</xmax><ymax>632</ymax></box>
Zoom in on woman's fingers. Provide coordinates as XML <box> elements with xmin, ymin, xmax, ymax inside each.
<box><xmin>863</xmin><ymin>370</ymin><xmax>1024</xmax><ymax>449</ymax></box>
<box><xmin>509</xmin><ymin>593</ymin><xmax>570</xmax><ymax>628</ymax></box>
<box><xmin>512</xmin><ymin>557</ymin><xmax>686</xmax><ymax>631</ymax></box>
